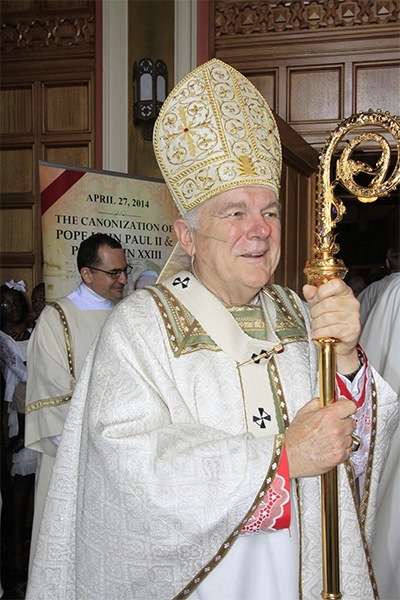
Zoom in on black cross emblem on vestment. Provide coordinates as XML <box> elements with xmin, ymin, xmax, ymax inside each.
<box><xmin>172</xmin><ymin>276</ymin><xmax>190</xmax><ymax>289</ymax></box>
<box><xmin>253</xmin><ymin>407</ymin><xmax>271</xmax><ymax>429</ymax></box>
<box><xmin>251</xmin><ymin>350</ymin><xmax>268</xmax><ymax>364</ymax></box>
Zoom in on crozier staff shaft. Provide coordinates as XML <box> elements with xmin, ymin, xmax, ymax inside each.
<box><xmin>304</xmin><ymin>110</ymin><xmax>400</xmax><ymax>600</ymax></box>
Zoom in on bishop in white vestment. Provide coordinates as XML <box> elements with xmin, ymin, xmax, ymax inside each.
<box><xmin>26</xmin><ymin>60</ymin><xmax>398</xmax><ymax>600</ymax></box>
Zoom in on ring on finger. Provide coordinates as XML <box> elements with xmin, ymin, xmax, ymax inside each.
<box><xmin>350</xmin><ymin>435</ymin><xmax>360</xmax><ymax>453</ymax></box>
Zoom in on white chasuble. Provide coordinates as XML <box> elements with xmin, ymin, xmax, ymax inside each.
<box><xmin>26</xmin><ymin>276</ymin><xmax>398</xmax><ymax>600</ymax></box>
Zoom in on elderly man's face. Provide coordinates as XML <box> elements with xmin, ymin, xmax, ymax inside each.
<box><xmin>175</xmin><ymin>187</ymin><xmax>281</xmax><ymax>305</ymax></box>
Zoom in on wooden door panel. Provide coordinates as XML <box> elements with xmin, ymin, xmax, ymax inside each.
<box><xmin>248</xmin><ymin>72</ymin><xmax>278</xmax><ymax>112</ymax></box>
<box><xmin>288</xmin><ymin>66</ymin><xmax>343</xmax><ymax>124</ymax></box>
<box><xmin>42</xmin><ymin>143</ymin><xmax>91</xmax><ymax>168</ymax></box>
<box><xmin>0</xmin><ymin>147</ymin><xmax>34</xmax><ymax>193</ymax></box>
<box><xmin>0</xmin><ymin>85</ymin><xmax>33</xmax><ymax>134</ymax></box>
<box><xmin>1</xmin><ymin>208</ymin><xmax>33</xmax><ymax>253</ymax></box>
<box><xmin>43</xmin><ymin>80</ymin><xmax>91</xmax><ymax>133</ymax></box>
<box><xmin>354</xmin><ymin>61</ymin><xmax>400</xmax><ymax>114</ymax></box>
<box><xmin>0</xmin><ymin>0</ymin><xmax>96</xmax><ymax>290</ymax></box>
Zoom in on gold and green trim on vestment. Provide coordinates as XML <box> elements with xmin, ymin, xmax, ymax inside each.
<box><xmin>51</xmin><ymin>302</ymin><xmax>75</xmax><ymax>379</ymax></box>
<box><xmin>237</xmin><ymin>352</ymin><xmax>291</xmax><ymax>436</ymax></box>
<box><xmin>25</xmin><ymin>394</ymin><xmax>72</xmax><ymax>414</ymax></box>
<box><xmin>344</xmin><ymin>374</ymin><xmax>379</xmax><ymax>599</ymax></box>
<box><xmin>358</xmin><ymin>375</ymin><xmax>378</xmax><ymax>525</ymax></box>
<box><xmin>150</xmin><ymin>283</ymin><xmax>308</xmax><ymax>357</ymax></box>
<box><xmin>262</xmin><ymin>285</ymin><xmax>308</xmax><ymax>341</ymax></box>
<box><xmin>268</xmin><ymin>356</ymin><xmax>291</xmax><ymax>434</ymax></box>
<box><xmin>173</xmin><ymin>433</ymin><xmax>286</xmax><ymax>600</ymax></box>
<box><xmin>25</xmin><ymin>302</ymin><xmax>75</xmax><ymax>416</ymax></box>
<box><xmin>149</xmin><ymin>284</ymin><xmax>217</xmax><ymax>356</ymax></box>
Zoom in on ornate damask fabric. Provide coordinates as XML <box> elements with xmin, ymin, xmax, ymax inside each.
<box><xmin>26</xmin><ymin>279</ymin><xmax>398</xmax><ymax>600</ymax></box>
<box><xmin>26</xmin><ymin>298</ymin><xmax>113</xmax><ymax>453</ymax></box>
<box><xmin>361</xmin><ymin>275</ymin><xmax>400</xmax><ymax>600</ymax></box>
<box><xmin>153</xmin><ymin>59</ymin><xmax>282</xmax><ymax>214</ymax></box>
<box><xmin>25</xmin><ymin>296</ymin><xmax>113</xmax><ymax>571</ymax></box>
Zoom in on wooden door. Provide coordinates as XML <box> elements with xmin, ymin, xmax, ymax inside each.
<box><xmin>0</xmin><ymin>0</ymin><xmax>96</xmax><ymax>295</ymax></box>
<box><xmin>273</xmin><ymin>115</ymin><xmax>319</xmax><ymax>294</ymax></box>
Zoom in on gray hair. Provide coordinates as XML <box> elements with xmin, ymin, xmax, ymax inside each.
<box><xmin>182</xmin><ymin>203</ymin><xmax>205</xmax><ymax>230</ymax></box>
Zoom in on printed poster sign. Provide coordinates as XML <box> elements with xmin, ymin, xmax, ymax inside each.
<box><xmin>40</xmin><ymin>162</ymin><xmax>179</xmax><ymax>302</ymax></box>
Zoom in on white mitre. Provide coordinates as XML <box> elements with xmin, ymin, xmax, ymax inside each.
<box><xmin>153</xmin><ymin>58</ymin><xmax>282</xmax><ymax>278</ymax></box>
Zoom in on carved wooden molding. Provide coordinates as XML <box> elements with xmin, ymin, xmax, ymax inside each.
<box><xmin>215</xmin><ymin>0</ymin><xmax>399</xmax><ymax>36</ymax></box>
<box><xmin>1</xmin><ymin>15</ymin><xmax>95</xmax><ymax>53</ymax></box>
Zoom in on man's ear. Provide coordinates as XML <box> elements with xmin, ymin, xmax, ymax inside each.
<box><xmin>174</xmin><ymin>219</ymin><xmax>196</xmax><ymax>256</ymax></box>
<box><xmin>80</xmin><ymin>266</ymin><xmax>92</xmax><ymax>285</ymax></box>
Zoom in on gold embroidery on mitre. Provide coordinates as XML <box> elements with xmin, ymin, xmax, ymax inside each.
<box><xmin>237</xmin><ymin>154</ymin><xmax>257</xmax><ymax>176</ymax></box>
<box><xmin>153</xmin><ymin>59</ymin><xmax>282</xmax><ymax>215</ymax></box>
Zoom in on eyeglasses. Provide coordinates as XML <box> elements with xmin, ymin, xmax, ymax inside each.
<box><xmin>86</xmin><ymin>265</ymin><xmax>133</xmax><ymax>279</ymax></box>
<box><xmin>1</xmin><ymin>300</ymin><xmax>24</xmax><ymax>310</ymax></box>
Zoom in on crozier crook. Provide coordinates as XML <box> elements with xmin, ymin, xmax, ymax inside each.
<box><xmin>304</xmin><ymin>109</ymin><xmax>400</xmax><ymax>600</ymax></box>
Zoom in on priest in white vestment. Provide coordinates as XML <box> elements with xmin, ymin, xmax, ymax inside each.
<box><xmin>26</xmin><ymin>60</ymin><xmax>398</xmax><ymax>600</ymax></box>
<box><xmin>360</xmin><ymin>270</ymin><xmax>400</xmax><ymax>600</ymax></box>
<box><xmin>358</xmin><ymin>247</ymin><xmax>400</xmax><ymax>327</ymax></box>
<box><xmin>25</xmin><ymin>233</ymin><xmax>129</xmax><ymax>568</ymax></box>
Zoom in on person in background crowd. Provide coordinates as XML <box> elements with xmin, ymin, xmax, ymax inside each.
<box><xmin>358</xmin><ymin>247</ymin><xmax>400</xmax><ymax>326</ymax></box>
<box><xmin>0</xmin><ymin>281</ymin><xmax>36</xmax><ymax>579</ymax></box>
<box><xmin>30</xmin><ymin>283</ymin><xmax>45</xmax><ymax>327</ymax></box>
<box><xmin>25</xmin><ymin>233</ymin><xmax>129</xmax><ymax>571</ymax></box>
<box><xmin>360</xmin><ymin>258</ymin><xmax>400</xmax><ymax>600</ymax></box>
<box><xmin>26</xmin><ymin>60</ymin><xmax>397</xmax><ymax>600</ymax></box>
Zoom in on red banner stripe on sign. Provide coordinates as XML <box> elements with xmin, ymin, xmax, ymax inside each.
<box><xmin>41</xmin><ymin>169</ymin><xmax>86</xmax><ymax>215</ymax></box>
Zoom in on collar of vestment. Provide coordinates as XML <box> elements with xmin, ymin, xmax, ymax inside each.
<box><xmin>149</xmin><ymin>271</ymin><xmax>308</xmax><ymax>437</ymax></box>
<box><xmin>67</xmin><ymin>282</ymin><xmax>115</xmax><ymax>310</ymax></box>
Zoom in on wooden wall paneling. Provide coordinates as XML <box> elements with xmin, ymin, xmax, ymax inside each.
<box><xmin>0</xmin><ymin>267</ymin><xmax>35</xmax><ymax>296</ymax></box>
<box><xmin>2</xmin><ymin>1</ymin><xmax>35</xmax><ymax>11</ymax></box>
<box><xmin>0</xmin><ymin>146</ymin><xmax>34</xmax><ymax>194</ymax></box>
<box><xmin>3</xmin><ymin>1</ymin><xmax>91</xmax><ymax>12</ymax></box>
<box><xmin>288</xmin><ymin>65</ymin><xmax>343</xmax><ymax>123</ymax></box>
<box><xmin>42</xmin><ymin>142</ymin><xmax>91</xmax><ymax>167</ymax></box>
<box><xmin>43</xmin><ymin>80</ymin><xmax>91</xmax><ymax>134</ymax></box>
<box><xmin>354</xmin><ymin>60</ymin><xmax>400</xmax><ymax>114</ymax></box>
<box><xmin>0</xmin><ymin>84</ymin><xmax>33</xmax><ymax>134</ymax></box>
<box><xmin>0</xmin><ymin>0</ymin><xmax>96</xmax><ymax>290</ymax></box>
<box><xmin>0</xmin><ymin>197</ymin><xmax>36</xmax><ymax>293</ymax></box>
<box><xmin>286</xmin><ymin>62</ymin><xmax>346</xmax><ymax>148</ymax></box>
<box><xmin>213</xmin><ymin>2</ymin><xmax>400</xmax><ymax>149</ymax></box>
<box><xmin>40</xmin><ymin>72</ymin><xmax>95</xmax><ymax>167</ymax></box>
<box><xmin>248</xmin><ymin>70</ymin><xmax>278</xmax><ymax>113</ymax></box>
<box><xmin>296</xmin><ymin>172</ymin><xmax>314</xmax><ymax>292</ymax></box>
<box><xmin>212</xmin><ymin>1</ymin><xmax>399</xmax><ymax>282</ymax></box>
<box><xmin>274</xmin><ymin>162</ymin><xmax>316</xmax><ymax>293</ymax></box>
<box><xmin>288</xmin><ymin>172</ymin><xmax>300</xmax><ymax>292</ymax></box>
<box><xmin>271</xmin><ymin>115</ymin><xmax>318</xmax><ymax>294</ymax></box>
<box><xmin>343</xmin><ymin>57</ymin><xmax>353</xmax><ymax>124</ymax></box>
<box><xmin>41</xmin><ymin>0</ymin><xmax>91</xmax><ymax>9</ymax></box>
<box><xmin>1</xmin><ymin>207</ymin><xmax>33</xmax><ymax>253</ymax></box>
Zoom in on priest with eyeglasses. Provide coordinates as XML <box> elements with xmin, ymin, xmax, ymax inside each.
<box><xmin>25</xmin><ymin>232</ymin><xmax>129</xmax><ymax>571</ymax></box>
